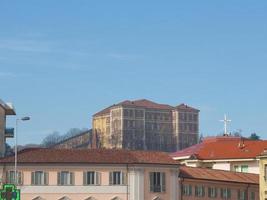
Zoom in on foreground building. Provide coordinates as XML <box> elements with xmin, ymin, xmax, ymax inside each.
<box><xmin>0</xmin><ymin>99</ymin><xmax>16</xmax><ymax>157</ymax></box>
<box><xmin>259</xmin><ymin>150</ymin><xmax>267</xmax><ymax>200</ymax></box>
<box><xmin>0</xmin><ymin>148</ymin><xmax>179</xmax><ymax>200</ymax></box>
<box><xmin>171</xmin><ymin>136</ymin><xmax>267</xmax><ymax>174</ymax></box>
<box><xmin>92</xmin><ymin>99</ymin><xmax>199</xmax><ymax>152</ymax></box>
<box><xmin>179</xmin><ymin>166</ymin><xmax>259</xmax><ymax>200</ymax></box>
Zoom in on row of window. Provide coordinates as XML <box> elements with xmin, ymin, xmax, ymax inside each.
<box><xmin>7</xmin><ymin>171</ymin><xmax>126</xmax><ymax>186</ymax></box>
<box><xmin>233</xmin><ymin>165</ymin><xmax>248</xmax><ymax>173</ymax></box>
<box><xmin>179</xmin><ymin>113</ymin><xmax>198</xmax><ymax>122</ymax></box>
<box><xmin>6</xmin><ymin>171</ymin><xmax>166</xmax><ymax>193</ymax></box>
<box><xmin>183</xmin><ymin>185</ymin><xmax>255</xmax><ymax>200</ymax></box>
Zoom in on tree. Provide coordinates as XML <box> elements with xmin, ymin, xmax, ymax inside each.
<box><xmin>249</xmin><ymin>133</ymin><xmax>260</xmax><ymax>140</ymax></box>
<box><xmin>41</xmin><ymin>131</ymin><xmax>62</xmax><ymax>147</ymax></box>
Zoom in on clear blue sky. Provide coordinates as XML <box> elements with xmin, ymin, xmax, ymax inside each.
<box><xmin>1</xmin><ymin>1</ymin><xmax>267</xmax><ymax>145</ymax></box>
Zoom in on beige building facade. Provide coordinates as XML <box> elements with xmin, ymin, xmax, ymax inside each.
<box><xmin>93</xmin><ymin>99</ymin><xmax>199</xmax><ymax>152</ymax></box>
<box><xmin>259</xmin><ymin>151</ymin><xmax>267</xmax><ymax>200</ymax></box>
<box><xmin>0</xmin><ymin>99</ymin><xmax>16</xmax><ymax>157</ymax></box>
<box><xmin>0</xmin><ymin>148</ymin><xmax>179</xmax><ymax>200</ymax></box>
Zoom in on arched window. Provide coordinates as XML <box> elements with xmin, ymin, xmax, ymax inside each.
<box><xmin>84</xmin><ymin>197</ymin><xmax>97</xmax><ymax>200</ymax></box>
<box><xmin>32</xmin><ymin>197</ymin><xmax>45</xmax><ymax>200</ymax></box>
<box><xmin>58</xmin><ymin>197</ymin><xmax>71</xmax><ymax>200</ymax></box>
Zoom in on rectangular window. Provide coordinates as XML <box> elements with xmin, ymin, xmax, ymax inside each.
<box><xmin>265</xmin><ymin>165</ymin><xmax>267</xmax><ymax>181</ymax></box>
<box><xmin>250</xmin><ymin>191</ymin><xmax>255</xmax><ymax>200</ymax></box>
<box><xmin>6</xmin><ymin>171</ymin><xmax>22</xmax><ymax>185</ymax></box>
<box><xmin>238</xmin><ymin>190</ymin><xmax>247</xmax><ymax>200</ymax></box>
<box><xmin>83</xmin><ymin>171</ymin><xmax>101</xmax><ymax>185</ymax></box>
<box><xmin>31</xmin><ymin>171</ymin><xmax>48</xmax><ymax>185</ymax></box>
<box><xmin>109</xmin><ymin>171</ymin><xmax>126</xmax><ymax>185</ymax></box>
<box><xmin>149</xmin><ymin>172</ymin><xmax>166</xmax><ymax>193</ymax></box>
<box><xmin>208</xmin><ymin>187</ymin><xmax>217</xmax><ymax>198</ymax></box>
<box><xmin>234</xmin><ymin>165</ymin><xmax>240</xmax><ymax>172</ymax></box>
<box><xmin>57</xmin><ymin>171</ymin><xmax>74</xmax><ymax>185</ymax></box>
<box><xmin>183</xmin><ymin>185</ymin><xmax>192</xmax><ymax>196</ymax></box>
<box><xmin>195</xmin><ymin>185</ymin><xmax>205</xmax><ymax>197</ymax></box>
<box><xmin>221</xmin><ymin>188</ymin><xmax>231</xmax><ymax>199</ymax></box>
<box><xmin>241</xmin><ymin>165</ymin><xmax>248</xmax><ymax>173</ymax></box>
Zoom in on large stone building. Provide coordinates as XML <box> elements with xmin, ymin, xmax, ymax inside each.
<box><xmin>92</xmin><ymin>99</ymin><xmax>199</xmax><ymax>152</ymax></box>
<box><xmin>0</xmin><ymin>99</ymin><xmax>16</xmax><ymax>157</ymax></box>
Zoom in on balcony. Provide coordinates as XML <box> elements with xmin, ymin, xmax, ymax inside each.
<box><xmin>5</xmin><ymin>128</ymin><xmax>14</xmax><ymax>138</ymax></box>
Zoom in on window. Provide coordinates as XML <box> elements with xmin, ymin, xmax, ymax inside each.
<box><xmin>83</xmin><ymin>171</ymin><xmax>101</xmax><ymax>185</ymax></box>
<box><xmin>31</xmin><ymin>171</ymin><xmax>48</xmax><ymax>185</ymax></box>
<box><xmin>149</xmin><ymin>172</ymin><xmax>166</xmax><ymax>193</ymax></box>
<box><xmin>208</xmin><ymin>187</ymin><xmax>217</xmax><ymax>198</ymax></box>
<box><xmin>182</xmin><ymin>185</ymin><xmax>192</xmax><ymax>196</ymax></box>
<box><xmin>265</xmin><ymin>165</ymin><xmax>267</xmax><ymax>181</ymax></box>
<box><xmin>109</xmin><ymin>171</ymin><xmax>126</xmax><ymax>185</ymax></box>
<box><xmin>57</xmin><ymin>171</ymin><xmax>74</xmax><ymax>185</ymax></box>
<box><xmin>250</xmin><ymin>191</ymin><xmax>255</xmax><ymax>200</ymax></box>
<box><xmin>195</xmin><ymin>185</ymin><xmax>205</xmax><ymax>197</ymax></box>
<box><xmin>6</xmin><ymin>171</ymin><xmax>22</xmax><ymax>185</ymax></box>
<box><xmin>238</xmin><ymin>190</ymin><xmax>247</xmax><ymax>200</ymax></box>
<box><xmin>241</xmin><ymin>165</ymin><xmax>248</xmax><ymax>173</ymax></box>
<box><xmin>221</xmin><ymin>188</ymin><xmax>231</xmax><ymax>199</ymax></box>
<box><xmin>234</xmin><ymin>165</ymin><xmax>240</xmax><ymax>172</ymax></box>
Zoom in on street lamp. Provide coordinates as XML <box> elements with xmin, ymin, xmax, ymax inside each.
<box><xmin>14</xmin><ymin>116</ymin><xmax>30</xmax><ymax>185</ymax></box>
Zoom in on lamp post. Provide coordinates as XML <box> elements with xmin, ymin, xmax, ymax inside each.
<box><xmin>14</xmin><ymin>116</ymin><xmax>30</xmax><ymax>185</ymax></box>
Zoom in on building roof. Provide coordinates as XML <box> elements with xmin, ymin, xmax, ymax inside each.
<box><xmin>171</xmin><ymin>136</ymin><xmax>267</xmax><ymax>160</ymax></box>
<box><xmin>0</xmin><ymin>148</ymin><xmax>178</xmax><ymax>165</ymax></box>
<box><xmin>0</xmin><ymin>99</ymin><xmax>16</xmax><ymax>115</ymax></box>
<box><xmin>180</xmin><ymin>166</ymin><xmax>259</xmax><ymax>185</ymax></box>
<box><xmin>176</xmin><ymin>103</ymin><xmax>200</xmax><ymax>112</ymax></box>
<box><xmin>93</xmin><ymin>99</ymin><xmax>174</xmax><ymax>117</ymax></box>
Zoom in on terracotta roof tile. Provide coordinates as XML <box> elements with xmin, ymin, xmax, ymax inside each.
<box><xmin>180</xmin><ymin>166</ymin><xmax>259</xmax><ymax>185</ymax></box>
<box><xmin>93</xmin><ymin>99</ymin><xmax>174</xmax><ymax>117</ymax></box>
<box><xmin>0</xmin><ymin>148</ymin><xmax>178</xmax><ymax>165</ymax></box>
<box><xmin>171</xmin><ymin>136</ymin><xmax>267</xmax><ymax>160</ymax></box>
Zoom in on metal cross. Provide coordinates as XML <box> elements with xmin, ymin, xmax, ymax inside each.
<box><xmin>220</xmin><ymin>114</ymin><xmax>231</xmax><ymax>136</ymax></box>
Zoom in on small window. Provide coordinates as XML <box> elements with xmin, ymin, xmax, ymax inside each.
<box><xmin>241</xmin><ymin>165</ymin><xmax>248</xmax><ymax>173</ymax></box>
<box><xmin>109</xmin><ymin>171</ymin><xmax>126</xmax><ymax>185</ymax></box>
<box><xmin>250</xmin><ymin>191</ymin><xmax>255</xmax><ymax>200</ymax></box>
<box><xmin>6</xmin><ymin>171</ymin><xmax>23</xmax><ymax>185</ymax></box>
<box><xmin>265</xmin><ymin>165</ymin><xmax>267</xmax><ymax>181</ymax></box>
<box><xmin>83</xmin><ymin>171</ymin><xmax>101</xmax><ymax>185</ymax></box>
<box><xmin>57</xmin><ymin>171</ymin><xmax>74</xmax><ymax>185</ymax></box>
<box><xmin>182</xmin><ymin>185</ymin><xmax>192</xmax><ymax>196</ymax></box>
<box><xmin>221</xmin><ymin>188</ymin><xmax>231</xmax><ymax>199</ymax></box>
<box><xmin>234</xmin><ymin>165</ymin><xmax>240</xmax><ymax>172</ymax></box>
<box><xmin>238</xmin><ymin>190</ymin><xmax>247</xmax><ymax>200</ymax></box>
<box><xmin>208</xmin><ymin>187</ymin><xmax>217</xmax><ymax>198</ymax></box>
<box><xmin>149</xmin><ymin>172</ymin><xmax>166</xmax><ymax>193</ymax></box>
<box><xmin>195</xmin><ymin>185</ymin><xmax>205</xmax><ymax>197</ymax></box>
<box><xmin>31</xmin><ymin>171</ymin><xmax>48</xmax><ymax>185</ymax></box>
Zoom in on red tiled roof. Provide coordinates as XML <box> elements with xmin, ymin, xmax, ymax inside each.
<box><xmin>171</xmin><ymin>136</ymin><xmax>267</xmax><ymax>160</ymax></box>
<box><xmin>93</xmin><ymin>99</ymin><xmax>174</xmax><ymax>117</ymax></box>
<box><xmin>180</xmin><ymin>166</ymin><xmax>259</xmax><ymax>185</ymax></box>
<box><xmin>0</xmin><ymin>148</ymin><xmax>178</xmax><ymax>165</ymax></box>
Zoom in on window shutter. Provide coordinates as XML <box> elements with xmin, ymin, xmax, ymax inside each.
<box><xmin>31</xmin><ymin>172</ymin><xmax>35</xmax><ymax>185</ymax></box>
<box><xmin>189</xmin><ymin>185</ymin><xmax>192</xmax><ymax>195</ymax></box>
<box><xmin>109</xmin><ymin>172</ymin><xmax>113</xmax><ymax>185</ymax></box>
<box><xmin>208</xmin><ymin>188</ymin><xmax>211</xmax><ymax>197</ymax></box>
<box><xmin>161</xmin><ymin>173</ymin><xmax>166</xmax><ymax>192</ymax></box>
<box><xmin>238</xmin><ymin>190</ymin><xmax>240</xmax><ymax>200</ymax></box>
<box><xmin>121</xmin><ymin>172</ymin><xmax>126</xmax><ymax>185</ymax></box>
<box><xmin>70</xmin><ymin>172</ymin><xmax>74</xmax><ymax>185</ymax></box>
<box><xmin>195</xmin><ymin>186</ymin><xmax>197</xmax><ymax>196</ymax></box>
<box><xmin>96</xmin><ymin>172</ymin><xmax>101</xmax><ymax>185</ymax></box>
<box><xmin>202</xmin><ymin>186</ymin><xmax>205</xmax><ymax>197</ymax></box>
<box><xmin>220</xmin><ymin>188</ymin><xmax>223</xmax><ymax>198</ymax></box>
<box><xmin>83</xmin><ymin>172</ymin><xmax>87</xmax><ymax>185</ymax></box>
<box><xmin>44</xmin><ymin>172</ymin><xmax>48</xmax><ymax>185</ymax></box>
<box><xmin>57</xmin><ymin>172</ymin><xmax>60</xmax><ymax>185</ymax></box>
<box><xmin>17</xmin><ymin>172</ymin><xmax>22</xmax><ymax>185</ymax></box>
<box><xmin>215</xmin><ymin>188</ymin><xmax>217</xmax><ymax>198</ymax></box>
<box><xmin>6</xmin><ymin>171</ymin><xmax>9</xmax><ymax>183</ymax></box>
<box><xmin>228</xmin><ymin>188</ymin><xmax>231</xmax><ymax>198</ymax></box>
<box><xmin>149</xmin><ymin>172</ymin><xmax>154</xmax><ymax>192</ymax></box>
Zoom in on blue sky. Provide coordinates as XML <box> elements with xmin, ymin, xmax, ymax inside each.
<box><xmin>1</xmin><ymin>1</ymin><xmax>267</xmax><ymax>145</ymax></box>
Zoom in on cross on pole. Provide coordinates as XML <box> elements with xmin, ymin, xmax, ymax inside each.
<box><xmin>220</xmin><ymin>114</ymin><xmax>231</xmax><ymax>136</ymax></box>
